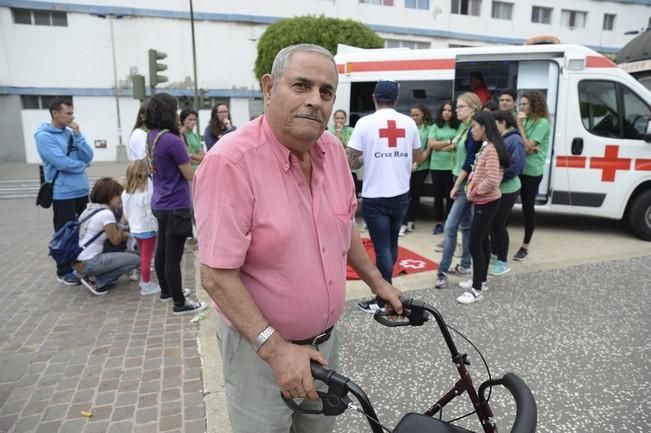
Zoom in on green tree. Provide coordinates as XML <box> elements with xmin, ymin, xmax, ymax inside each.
<box><xmin>254</xmin><ymin>15</ymin><xmax>383</xmax><ymax>83</ymax></box>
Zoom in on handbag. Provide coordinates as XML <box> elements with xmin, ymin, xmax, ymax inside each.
<box><xmin>36</xmin><ymin>134</ymin><xmax>74</xmax><ymax>208</ymax></box>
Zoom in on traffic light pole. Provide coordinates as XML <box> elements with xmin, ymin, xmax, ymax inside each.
<box><xmin>189</xmin><ymin>0</ymin><xmax>201</xmax><ymax>133</ymax></box>
<box><xmin>109</xmin><ymin>15</ymin><xmax>127</xmax><ymax>162</ymax></box>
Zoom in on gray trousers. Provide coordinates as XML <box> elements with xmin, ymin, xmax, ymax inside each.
<box><xmin>79</xmin><ymin>252</ymin><xmax>139</xmax><ymax>289</ymax></box>
<box><xmin>217</xmin><ymin>318</ymin><xmax>339</xmax><ymax>433</ymax></box>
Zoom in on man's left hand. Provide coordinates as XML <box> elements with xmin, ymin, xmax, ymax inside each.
<box><xmin>373</xmin><ymin>281</ymin><xmax>403</xmax><ymax>315</ymax></box>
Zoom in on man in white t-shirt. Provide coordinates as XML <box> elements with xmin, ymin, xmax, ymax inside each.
<box><xmin>346</xmin><ymin>80</ymin><xmax>424</xmax><ymax>313</ymax></box>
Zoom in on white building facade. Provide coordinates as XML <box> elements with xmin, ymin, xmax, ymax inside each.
<box><xmin>0</xmin><ymin>0</ymin><xmax>649</xmax><ymax>162</ymax></box>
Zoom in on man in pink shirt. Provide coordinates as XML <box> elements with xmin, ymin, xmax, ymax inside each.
<box><xmin>193</xmin><ymin>44</ymin><xmax>403</xmax><ymax>433</ymax></box>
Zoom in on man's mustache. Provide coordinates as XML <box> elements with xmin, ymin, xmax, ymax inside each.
<box><xmin>295</xmin><ymin>112</ymin><xmax>323</xmax><ymax>122</ymax></box>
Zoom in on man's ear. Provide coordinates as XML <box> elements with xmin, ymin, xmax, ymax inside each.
<box><xmin>261</xmin><ymin>74</ymin><xmax>273</xmax><ymax>102</ymax></box>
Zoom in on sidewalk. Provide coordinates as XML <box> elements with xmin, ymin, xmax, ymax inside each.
<box><xmin>0</xmin><ymin>199</ymin><xmax>206</xmax><ymax>433</ymax></box>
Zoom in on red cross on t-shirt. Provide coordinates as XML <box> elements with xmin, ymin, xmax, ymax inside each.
<box><xmin>379</xmin><ymin>120</ymin><xmax>406</xmax><ymax>148</ymax></box>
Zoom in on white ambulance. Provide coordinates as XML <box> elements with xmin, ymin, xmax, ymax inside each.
<box><xmin>333</xmin><ymin>43</ymin><xmax>651</xmax><ymax>241</ymax></box>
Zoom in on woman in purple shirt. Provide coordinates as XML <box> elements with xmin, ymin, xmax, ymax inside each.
<box><xmin>145</xmin><ymin>93</ymin><xmax>206</xmax><ymax>315</ymax></box>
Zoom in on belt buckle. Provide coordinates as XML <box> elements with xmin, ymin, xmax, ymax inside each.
<box><xmin>311</xmin><ymin>331</ymin><xmax>328</xmax><ymax>347</ymax></box>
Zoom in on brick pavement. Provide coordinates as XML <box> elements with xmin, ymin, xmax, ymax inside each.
<box><xmin>0</xmin><ymin>199</ymin><xmax>207</xmax><ymax>433</ymax></box>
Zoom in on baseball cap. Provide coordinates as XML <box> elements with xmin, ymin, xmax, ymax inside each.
<box><xmin>373</xmin><ymin>80</ymin><xmax>399</xmax><ymax>103</ymax></box>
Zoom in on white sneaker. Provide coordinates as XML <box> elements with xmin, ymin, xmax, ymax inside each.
<box><xmin>399</xmin><ymin>225</ymin><xmax>408</xmax><ymax>236</ymax></box>
<box><xmin>406</xmin><ymin>222</ymin><xmax>415</xmax><ymax>232</ymax></box>
<box><xmin>456</xmin><ymin>289</ymin><xmax>483</xmax><ymax>304</ymax></box>
<box><xmin>434</xmin><ymin>241</ymin><xmax>445</xmax><ymax>252</ymax></box>
<box><xmin>458</xmin><ymin>280</ymin><xmax>488</xmax><ymax>291</ymax></box>
<box><xmin>139</xmin><ymin>281</ymin><xmax>161</xmax><ymax>296</ymax></box>
<box><xmin>434</xmin><ymin>273</ymin><xmax>448</xmax><ymax>289</ymax></box>
<box><xmin>128</xmin><ymin>269</ymin><xmax>139</xmax><ymax>281</ymax></box>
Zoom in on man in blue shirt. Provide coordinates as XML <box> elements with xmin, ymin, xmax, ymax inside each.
<box><xmin>36</xmin><ymin>98</ymin><xmax>94</xmax><ymax>284</ymax></box>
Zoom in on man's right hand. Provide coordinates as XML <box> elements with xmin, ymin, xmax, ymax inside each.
<box><xmin>69</xmin><ymin>121</ymin><xmax>80</xmax><ymax>134</ymax></box>
<box><xmin>258</xmin><ymin>335</ymin><xmax>328</xmax><ymax>401</ymax></box>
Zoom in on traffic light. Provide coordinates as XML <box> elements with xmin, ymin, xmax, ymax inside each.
<box><xmin>148</xmin><ymin>49</ymin><xmax>168</xmax><ymax>90</ymax></box>
<box><xmin>132</xmin><ymin>74</ymin><xmax>146</xmax><ymax>100</ymax></box>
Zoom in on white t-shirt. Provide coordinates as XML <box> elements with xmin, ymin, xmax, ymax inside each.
<box><xmin>347</xmin><ymin>108</ymin><xmax>420</xmax><ymax>198</ymax></box>
<box><xmin>128</xmin><ymin>128</ymin><xmax>147</xmax><ymax>160</ymax></box>
<box><xmin>77</xmin><ymin>208</ymin><xmax>116</xmax><ymax>261</ymax></box>
<box><xmin>121</xmin><ymin>179</ymin><xmax>158</xmax><ymax>236</ymax></box>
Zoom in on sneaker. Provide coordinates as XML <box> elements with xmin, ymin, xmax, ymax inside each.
<box><xmin>139</xmin><ymin>281</ymin><xmax>161</xmax><ymax>296</ymax></box>
<box><xmin>160</xmin><ymin>288</ymin><xmax>192</xmax><ymax>302</ymax></box>
<box><xmin>456</xmin><ymin>289</ymin><xmax>483</xmax><ymax>305</ymax></box>
<box><xmin>432</xmin><ymin>223</ymin><xmax>444</xmax><ymax>235</ymax></box>
<box><xmin>434</xmin><ymin>273</ymin><xmax>448</xmax><ymax>289</ymax></box>
<box><xmin>173</xmin><ymin>299</ymin><xmax>207</xmax><ymax>316</ymax></box>
<box><xmin>399</xmin><ymin>225</ymin><xmax>408</xmax><ymax>237</ymax></box>
<box><xmin>448</xmin><ymin>264</ymin><xmax>471</xmax><ymax>276</ymax></box>
<box><xmin>357</xmin><ymin>299</ymin><xmax>385</xmax><ymax>314</ymax></box>
<box><xmin>128</xmin><ymin>269</ymin><xmax>139</xmax><ymax>281</ymax></box>
<box><xmin>434</xmin><ymin>241</ymin><xmax>445</xmax><ymax>252</ymax></box>
<box><xmin>513</xmin><ymin>247</ymin><xmax>528</xmax><ymax>262</ymax></box>
<box><xmin>459</xmin><ymin>280</ymin><xmax>488</xmax><ymax>291</ymax></box>
<box><xmin>406</xmin><ymin>222</ymin><xmax>415</xmax><ymax>232</ymax></box>
<box><xmin>490</xmin><ymin>254</ymin><xmax>498</xmax><ymax>265</ymax></box>
<box><xmin>79</xmin><ymin>276</ymin><xmax>108</xmax><ymax>296</ymax></box>
<box><xmin>489</xmin><ymin>260</ymin><xmax>511</xmax><ymax>276</ymax></box>
<box><xmin>57</xmin><ymin>273</ymin><xmax>80</xmax><ymax>286</ymax></box>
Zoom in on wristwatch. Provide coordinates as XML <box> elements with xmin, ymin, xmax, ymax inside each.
<box><xmin>254</xmin><ymin>325</ymin><xmax>276</xmax><ymax>352</ymax></box>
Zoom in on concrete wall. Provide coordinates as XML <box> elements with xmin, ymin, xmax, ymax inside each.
<box><xmin>0</xmin><ymin>96</ymin><xmax>26</xmax><ymax>162</ymax></box>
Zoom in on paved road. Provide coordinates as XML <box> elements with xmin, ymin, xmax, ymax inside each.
<box><xmin>0</xmin><ymin>187</ymin><xmax>648</xmax><ymax>433</ymax></box>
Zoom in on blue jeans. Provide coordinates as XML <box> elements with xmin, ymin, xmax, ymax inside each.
<box><xmin>439</xmin><ymin>185</ymin><xmax>473</xmax><ymax>274</ymax></box>
<box><xmin>362</xmin><ymin>192</ymin><xmax>409</xmax><ymax>285</ymax></box>
<box><xmin>79</xmin><ymin>252</ymin><xmax>139</xmax><ymax>289</ymax></box>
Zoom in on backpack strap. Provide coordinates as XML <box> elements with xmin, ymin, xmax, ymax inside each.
<box><xmin>146</xmin><ymin>129</ymin><xmax>169</xmax><ymax>174</ymax></box>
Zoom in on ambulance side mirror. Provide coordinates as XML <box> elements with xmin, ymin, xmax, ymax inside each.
<box><xmin>645</xmin><ymin>120</ymin><xmax>651</xmax><ymax>143</ymax></box>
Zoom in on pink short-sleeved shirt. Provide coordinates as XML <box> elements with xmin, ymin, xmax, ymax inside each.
<box><xmin>193</xmin><ymin>116</ymin><xmax>357</xmax><ymax>341</ymax></box>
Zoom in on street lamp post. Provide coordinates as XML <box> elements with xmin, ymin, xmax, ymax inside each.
<box><xmin>189</xmin><ymin>0</ymin><xmax>201</xmax><ymax>133</ymax></box>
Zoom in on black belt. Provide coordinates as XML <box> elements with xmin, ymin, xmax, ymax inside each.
<box><xmin>290</xmin><ymin>326</ymin><xmax>334</xmax><ymax>346</ymax></box>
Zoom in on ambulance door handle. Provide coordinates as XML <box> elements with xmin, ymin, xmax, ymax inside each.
<box><xmin>571</xmin><ymin>137</ymin><xmax>583</xmax><ymax>155</ymax></box>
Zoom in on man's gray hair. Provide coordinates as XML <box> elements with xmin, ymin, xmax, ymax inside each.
<box><xmin>270</xmin><ymin>44</ymin><xmax>338</xmax><ymax>84</ymax></box>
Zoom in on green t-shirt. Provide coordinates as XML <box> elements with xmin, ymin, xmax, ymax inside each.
<box><xmin>451</xmin><ymin>122</ymin><xmax>471</xmax><ymax>177</ymax></box>
<box><xmin>415</xmin><ymin>124</ymin><xmax>432</xmax><ymax>171</ymax></box>
<box><xmin>427</xmin><ymin>123</ymin><xmax>457</xmax><ymax>171</ymax></box>
<box><xmin>521</xmin><ymin>117</ymin><xmax>551</xmax><ymax>177</ymax></box>
<box><xmin>328</xmin><ymin>126</ymin><xmax>354</xmax><ymax>147</ymax></box>
<box><xmin>184</xmin><ymin>131</ymin><xmax>203</xmax><ymax>170</ymax></box>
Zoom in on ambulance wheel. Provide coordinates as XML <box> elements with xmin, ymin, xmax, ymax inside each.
<box><xmin>628</xmin><ymin>190</ymin><xmax>651</xmax><ymax>241</ymax></box>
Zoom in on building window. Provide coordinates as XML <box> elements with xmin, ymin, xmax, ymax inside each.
<box><xmin>602</xmin><ymin>14</ymin><xmax>615</xmax><ymax>31</ymax></box>
<box><xmin>406</xmin><ymin>0</ymin><xmax>430</xmax><ymax>9</ymax></box>
<box><xmin>451</xmin><ymin>0</ymin><xmax>482</xmax><ymax>16</ymax></box>
<box><xmin>11</xmin><ymin>8</ymin><xmax>68</xmax><ymax>26</ymax></box>
<box><xmin>21</xmin><ymin>95</ymin><xmax>73</xmax><ymax>110</ymax></box>
<box><xmin>385</xmin><ymin>39</ymin><xmax>431</xmax><ymax>49</ymax></box>
<box><xmin>531</xmin><ymin>6</ymin><xmax>552</xmax><ymax>24</ymax></box>
<box><xmin>360</xmin><ymin>0</ymin><xmax>394</xmax><ymax>5</ymax></box>
<box><xmin>492</xmin><ymin>1</ymin><xmax>513</xmax><ymax>20</ymax></box>
<box><xmin>561</xmin><ymin>9</ymin><xmax>587</xmax><ymax>29</ymax></box>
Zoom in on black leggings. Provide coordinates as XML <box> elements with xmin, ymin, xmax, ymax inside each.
<box><xmin>153</xmin><ymin>209</ymin><xmax>192</xmax><ymax>307</ymax></box>
<box><xmin>469</xmin><ymin>199</ymin><xmax>500</xmax><ymax>291</ymax></box>
<box><xmin>431</xmin><ymin>170</ymin><xmax>453</xmax><ymax>222</ymax></box>
<box><xmin>519</xmin><ymin>175</ymin><xmax>543</xmax><ymax>245</ymax></box>
<box><xmin>403</xmin><ymin>170</ymin><xmax>429</xmax><ymax>224</ymax></box>
<box><xmin>490</xmin><ymin>190</ymin><xmax>519</xmax><ymax>262</ymax></box>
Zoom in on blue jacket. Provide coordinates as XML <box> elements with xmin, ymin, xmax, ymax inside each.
<box><xmin>35</xmin><ymin>123</ymin><xmax>94</xmax><ymax>200</ymax></box>
<box><xmin>461</xmin><ymin>128</ymin><xmax>482</xmax><ymax>175</ymax></box>
<box><xmin>502</xmin><ymin>128</ymin><xmax>525</xmax><ymax>181</ymax></box>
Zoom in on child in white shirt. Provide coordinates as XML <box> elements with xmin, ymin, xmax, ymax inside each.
<box><xmin>121</xmin><ymin>160</ymin><xmax>160</xmax><ymax>295</ymax></box>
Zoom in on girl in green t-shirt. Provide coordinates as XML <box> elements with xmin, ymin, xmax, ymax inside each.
<box><xmin>400</xmin><ymin>104</ymin><xmax>434</xmax><ymax>236</ymax></box>
<box><xmin>427</xmin><ymin>101</ymin><xmax>460</xmax><ymax>234</ymax></box>
<box><xmin>514</xmin><ymin>90</ymin><xmax>551</xmax><ymax>262</ymax></box>
<box><xmin>180</xmin><ymin>108</ymin><xmax>205</xmax><ymax>171</ymax></box>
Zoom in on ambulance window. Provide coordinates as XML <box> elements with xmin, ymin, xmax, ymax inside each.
<box><xmin>622</xmin><ymin>86</ymin><xmax>650</xmax><ymax>139</ymax></box>
<box><xmin>578</xmin><ymin>81</ymin><xmax>619</xmax><ymax>138</ymax></box>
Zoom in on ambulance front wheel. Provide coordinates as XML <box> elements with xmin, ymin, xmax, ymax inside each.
<box><xmin>628</xmin><ymin>189</ymin><xmax>651</xmax><ymax>241</ymax></box>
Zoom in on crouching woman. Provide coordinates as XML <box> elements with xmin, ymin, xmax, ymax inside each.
<box><xmin>73</xmin><ymin>177</ymin><xmax>139</xmax><ymax>295</ymax></box>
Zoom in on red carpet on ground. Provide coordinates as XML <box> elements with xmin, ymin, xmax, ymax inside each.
<box><xmin>346</xmin><ymin>238</ymin><xmax>439</xmax><ymax>280</ymax></box>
